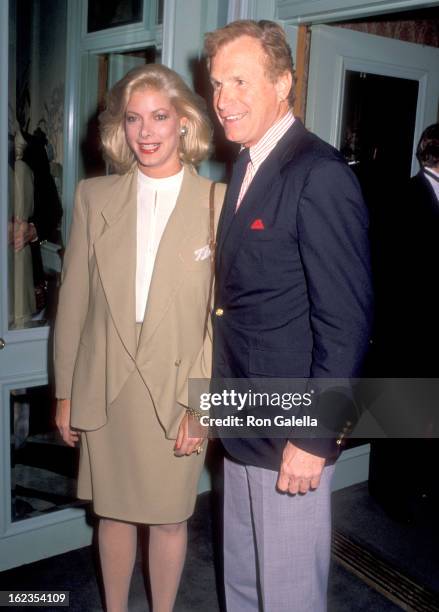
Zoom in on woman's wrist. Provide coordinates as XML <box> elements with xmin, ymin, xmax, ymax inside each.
<box><xmin>186</xmin><ymin>406</ymin><xmax>203</xmax><ymax>420</ymax></box>
<box><xmin>57</xmin><ymin>398</ymin><xmax>71</xmax><ymax>405</ymax></box>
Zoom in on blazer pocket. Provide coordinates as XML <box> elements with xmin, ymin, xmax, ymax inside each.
<box><xmin>179</xmin><ymin>233</ymin><xmax>213</xmax><ymax>271</ymax></box>
<box><xmin>248</xmin><ymin>347</ymin><xmax>311</xmax><ymax>377</ymax></box>
<box><xmin>246</xmin><ymin>229</ymin><xmax>289</xmax><ymax>242</ymax></box>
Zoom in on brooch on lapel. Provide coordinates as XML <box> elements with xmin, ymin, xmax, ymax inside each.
<box><xmin>194</xmin><ymin>245</ymin><xmax>211</xmax><ymax>261</ymax></box>
<box><xmin>250</xmin><ymin>219</ymin><xmax>265</xmax><ymax>230</ymax></box>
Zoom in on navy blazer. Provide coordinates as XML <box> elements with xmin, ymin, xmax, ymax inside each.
<box><xmin>212</xmin><ymin>119</ymin><xmax>373</xmax><ymax>470</ymax></box>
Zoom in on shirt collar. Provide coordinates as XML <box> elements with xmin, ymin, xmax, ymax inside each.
<box><xmin>423</xmin><ymin>167</ymin><xmax>439</xmax><ymax>180</ymax></box>
<box><xmin>248</xmin><ymin>111</ymin><xmax>295</xmax><ymax>167</ymax></box>
<box><xmin>137</xmin><ymin>165</ymin><xmax>184</xmax><ymax>191</ymax></box>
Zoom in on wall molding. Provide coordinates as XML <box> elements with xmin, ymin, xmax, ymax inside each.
<box><xmin>62</xmin><ymin>0</ymin><xmax>82</xmax><ymax>242</ymax></box>
<box><xmin>277</xmin><ymin>0</ymin><xmax>439</xmax><ymax>23</ymax></box>
<box><xmin>0</xmin><ymin>510</ymin><xmax>92</xmax><ymax>571</ymax></box>
<box><xmin>228</xmin><ymin>0</ymin><xmax>277</xmax><ymax>21</ymax></box>
<box><xmin>161</xmin><ymin>0</ymin><xmax>177</xmax><ymax>67</ymax></box>
<box><xmin>332</xmin><ymin>444</ymin><xmax>370</xmax><ymax>491</ymax></box>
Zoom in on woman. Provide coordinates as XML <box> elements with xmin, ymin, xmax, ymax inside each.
<box><xmin>54</xmin><ymin>64</ymin><xmax>225</xmax><ymax>612</ymax></box>
<box><xmin>12</xmin><ymin>124</ymin><xmax>36</xmax><ymax>327</ymax></box>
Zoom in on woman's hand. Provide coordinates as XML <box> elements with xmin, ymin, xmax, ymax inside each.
<box><xmin>55</xmin><ymin>399</ymin><xmax>80</xmax><ymax>447</ymax></box>
<box><xmin>13</xmin><ymin>219</ymin><xmax>37</xmax><ymax>252</ymax></box>
<box><xmin>174</xmin><ymin>412</ymin><xmax>207</xmax><ymax>456</ymax></box>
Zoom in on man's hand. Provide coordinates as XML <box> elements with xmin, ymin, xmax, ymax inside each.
<box><xmin>277</xmin><ymin>441</ymin><xmax>325</xmax><ymax>494</ymax></box>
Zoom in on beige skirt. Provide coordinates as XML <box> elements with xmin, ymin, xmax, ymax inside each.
<box><xmin>77</xmin><ymin>329</ymin><xmax>205</xmax><ymax>524</ymax></box>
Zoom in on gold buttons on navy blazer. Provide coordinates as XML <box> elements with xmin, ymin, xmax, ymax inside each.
<box><xmin>215</xmin><ymin>308</ymin><xmax>224</xmax><ymax>316</ymax></box>
<box><xmin>336</xmin><ymin>419</ymin><xmax>354</xmax><ymax>446</ymax></box>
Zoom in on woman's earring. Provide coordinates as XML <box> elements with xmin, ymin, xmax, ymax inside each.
<box><xmin>180</xmin><ymin>125</ymin><xmax>188</xmax><ymax>136</ymax></box>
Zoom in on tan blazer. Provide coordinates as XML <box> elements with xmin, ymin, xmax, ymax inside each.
<box><xmin>54</xmin><ymin>164</ymin><xmax>225</xmax><ymax>438</ymax></box>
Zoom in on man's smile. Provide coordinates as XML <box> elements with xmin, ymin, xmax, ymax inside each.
<box><xmin>221</xmin><ymin>112</ymin><xmax>247</xmax><ymax>123</ymax></box>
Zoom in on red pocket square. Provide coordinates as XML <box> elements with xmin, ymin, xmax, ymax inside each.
<box><xmin>250</xmin><ymin>219</ymin><xmax>265</xmax><ymax>230</ymax></box>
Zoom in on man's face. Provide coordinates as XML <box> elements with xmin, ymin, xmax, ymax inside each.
<box><xmin>210</xmin><ymin>35</ymin><xmax>289</xmax><ymax>148</ymax></box>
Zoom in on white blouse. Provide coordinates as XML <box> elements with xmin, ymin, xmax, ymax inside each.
<box><xmin>136</xmin><ymin>167</ymin><xmax>184</xmax><ymax>323</ymax></box>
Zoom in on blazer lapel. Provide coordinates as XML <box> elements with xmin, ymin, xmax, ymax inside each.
<box><xmin>137</xmin><ymin>165</ymin><xmax>202</xmax><ymax>350</ymax></box>
<box><xmin>217</xmin><ymin>147</ymin><xmax>250</xmax><ymax>255</ymax></box>
<box><xmin>217</xmin><ymin>119</ymin><xmax>307</xmax><ymax>280</ymax></box>
<box><xmin>94</xmin><ymin>167</ymin><xmax>137</xmax><ymax>359</ymax></box>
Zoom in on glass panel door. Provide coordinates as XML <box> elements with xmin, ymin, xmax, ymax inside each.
<box><xmin>1</xmin><ymin>0</ymin><xmax>163</xmax><ymax>571</ymax></box>
<box><xmin>80</xmin><ymin>46</ymin><xmax>158</xmax><ymax>179</ymax></box>
<box><xmin>8</xmin><ymin>0</ymin><xmax>66</xmax><ymax>331</ymax></box>
<box><xmin>339</xmin><ymin>70</ymin><xmax>419</xmax><ymax>197</ymax></box>
<box><xmin>10</xmin><ymin>384</ymin><xmax>81</xmax><ymax>523</ymax></box>
<box><xmin>0</xmin><ymin>0</ymin><xmax>92</xmax><ymax>572</ymax></box>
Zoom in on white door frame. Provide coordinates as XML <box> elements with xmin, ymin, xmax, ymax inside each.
<box><xmin>277</xmin><ymin>0</ymin><xmax>439</xmax><ymax>23</ymax></box>
<box><xmin>306</xmin><ymin>25</ymin><xmax>439</xmax><ymax>175</ymax></box>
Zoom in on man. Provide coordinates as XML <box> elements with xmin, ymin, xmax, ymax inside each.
<box><xmin>369</xmin><ymin>123</ymin><xmax>439</xmax><ymax>522</ymax></box>
<box><xmin>405</xmin><ymin>123</ymin><xmax>439</xmax><ymax>246</ymax></box>
<box><xmin>204</xmin><ymin>20</ymin><xmax>373</xmax><ymax>611</ymax></box>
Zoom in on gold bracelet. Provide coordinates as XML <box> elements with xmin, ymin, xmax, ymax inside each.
<box><xmin>186</xmin><ymin>407</ymin><xmax>203</xmax><ymax>420</ymax></box>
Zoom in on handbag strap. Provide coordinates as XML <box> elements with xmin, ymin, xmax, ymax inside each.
<box><xmin>204</xmin><ymin>182</ymin><xmax>216</xmax><ymax>338</ymax></box>
<box><xmin>209</xmin><ymin>181</ymin><xmax>216</xmax><ymax>272</ymax></box>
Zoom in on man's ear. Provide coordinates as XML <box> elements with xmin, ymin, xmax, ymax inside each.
<box><xmin>276</xmin><ymin>71</ymin><xmax>293</xmax><ymax>102</ymax></box>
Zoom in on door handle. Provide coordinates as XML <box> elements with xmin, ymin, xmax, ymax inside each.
<box><xmin>0</xmin><ymin>338</ymin><xmax>5</xmax><ymax>350</ymax></box>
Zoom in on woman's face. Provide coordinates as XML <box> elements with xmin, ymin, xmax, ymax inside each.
<box><xmin>125</xmin><ymin>88</ymin><xmax>186</xmax><ymax>178</ymax></box>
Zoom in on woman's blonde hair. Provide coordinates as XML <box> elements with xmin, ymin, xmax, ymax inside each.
<box><xmin>99</xmin><ymin>63</ymin><xmax>212</xmax><ymax>174</ymax></box>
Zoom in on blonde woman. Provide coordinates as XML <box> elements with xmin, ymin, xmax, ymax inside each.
<box><xmin>54</xmin><ymin>64</ymin><xmax>225</xmax><ymax>612</ymax></box>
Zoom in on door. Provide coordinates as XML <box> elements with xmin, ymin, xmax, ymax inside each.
<box><xmin>108</xmin><ymin>53</ymin><xmax>146</xmax><ymax>89</ymax></box>
<box><xmin>0</xmin><ymin>0</ymin><xmax>93</xmax><ymax>571</ymax></box>
<box><xmin>0</xmin><ymin>0</ymin><xmax>161</xmax><ymax>571</ymax></box>
<box><xmin>79</xmin><ymin>47</ymin><xmax>157</xmax><ymax>181</ymax></box>
<box><xmin>305</xmin><ymin>24</ymin><xmax>439</xmax><ymax>475</ymax></box>
<box><xmin>306</xmin><ymin>25</ymin><xmax>439</xmax><ymax>175</ymax></box>
<box><xmin>306</xmin><ymin>24</ymin><xmax>439</xmax><ymax>377</ymax></box>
